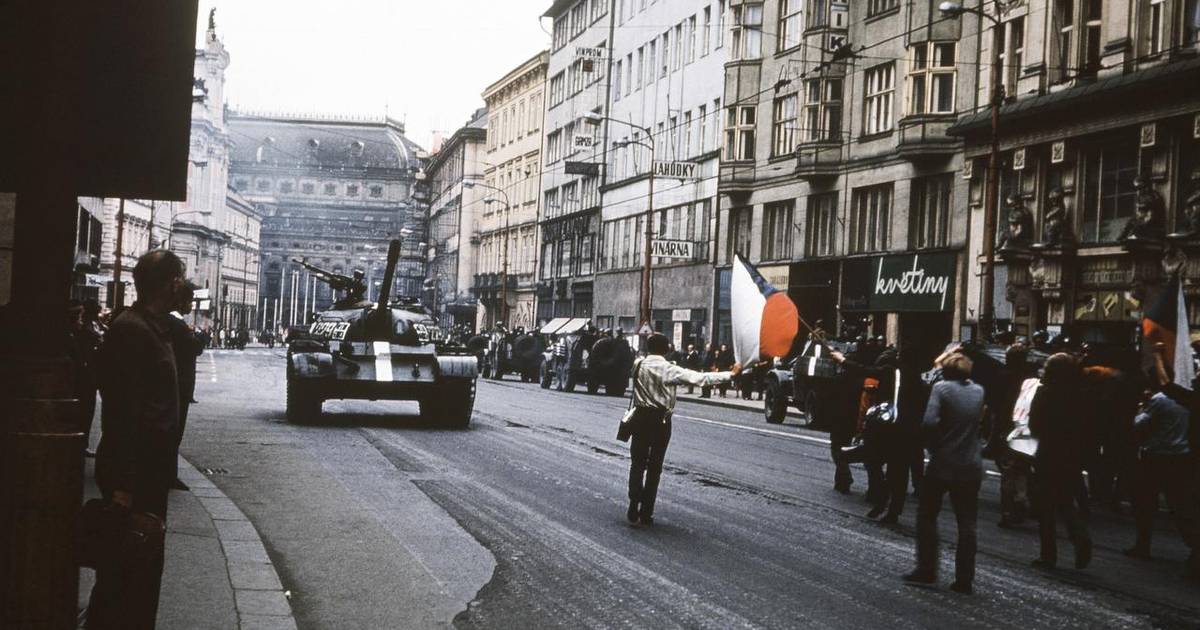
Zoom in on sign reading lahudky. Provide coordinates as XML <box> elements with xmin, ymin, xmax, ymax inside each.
<box><xmin>653</xmin><ymin>161</ymin><xmax>700</xmax><ymax>180</ymax></box>
<box><xmin>870</xmin><ymin>253</ymin><xmax>956</xmax><ymax>312</ymax></box>
<box><xmin>651</xmin><ymin>238</ymin><xmax>694</xmax><ymax>259</ymax></box>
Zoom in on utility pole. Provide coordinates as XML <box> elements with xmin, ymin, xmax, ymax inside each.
<box><xmin>111</xmin><ymin>198</ymin><xmax>127</xmax><ymax>308</ymax></box>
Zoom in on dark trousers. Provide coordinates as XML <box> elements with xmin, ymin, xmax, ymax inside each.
<box><xmin>916</xmin><ymin>476</ymin><xmax>980</xmax><ymax>584</ymax></box>
<box><xmin>1131</xmin><ymin>454</ymin><xmax>1200</xmax><ymax>556</ymax></box>
<box><xmin>1036</xmin><ymin>469</ymin><xmax>1091</xmax><ymax>563</ymax></box>
<box><xmin>830</xmin><ymin>418</ymin><xmax>855</xmax><ymax>491</ymax></box>
<box><xmin>883</xmin><ymin>442</ymin><xmax>924</xmax><ymax>518</ymax></box>
<box><xmin>86</xmin><ymin>488</ymin><xmax>169</xmax><ymax>630</ymax></box>
<box><xmin>173</xmin><ymin>401</ymin><xmax>191</xmax><ymax>480</ymax></box>
<box><xmin>628</xmin><ymin>415</ymin><xmax>672</xmax><ymax>518</ymax></box>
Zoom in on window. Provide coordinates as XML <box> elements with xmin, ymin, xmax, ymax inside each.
<box><xmin>256</xmin><ymin>179</ymin><xmax>271</xmax><ymax>192</ymax></box>
<box><xmin>324</xmin><ymin>183</ymin><xmax>337</xmax><ymax>196</ymax></box>
<box><xmin>698</xmin><ymin>104</ymin><xmax>708</xmax><ymax>153</ymax></box>
<box><xmin>849</xmin><ymin>184</ymin><xmax>892</xmax><ymax>253</ymax></box>
<box><xmin>997</xmin><ymin>17</ymin><xmax>1025</xmax><ymax>95</ymax></box>
<box><xmin>863</xmin><ymin>63</ymin><xmax>895</xmax><ymax>135</ymax></box>
<box><xmin>648</xmin><ymin>40</ymin><xmax>657</xmax><ymax>84</ymax></box>
<box><xmin>716</xmin><ymin>0</ymin><xmax>726</xmax><ymax>48</ymax></box>
<box><xmin>529</xmin><ymin>93</ymin><xmax>540</xmax><ymax>131</ymax></box>
<box><xmin>867</xmin><ymin>0</ymin><xmax>897</xmax><ymax>16</ymax></box>
<box><xmin>731</xmin><ymin>3</ymin><xmax>763</xmax><ymax>60</ymax></box>
<box><xmin>549</xmin><ymin>72</ymin><xmax>565</xmax><ymax>106</ymax></box>
<box><xmin>279</xmin><ymin>181</ymin><xmax>294</xmax><ymax>194</ymax></box>
<box><xmin>702</xmin><ymin>6</ymin><xmax>712</xmax><ymax>55</ymax></box>
<box><xmin>661</xmin><ymin>31</ymin><xmax>670</xmax><ymax>77</ymax></box>
<box><xmin>771</xmin><ymin>94</ymin><xmax>798</xmax><ymax>156</ymax></box>
<box><xmin>369</xmin><ymin>185</ymin><xmax>383</xmax><ymax>198</ymax></box>
<box><xmin>809</xmin><ymin>0</ymin><xmax>829</xmax><ymax>27</ymax></box>
<box><xmin>805</xmin><ymin>192</ymin><xmax>838</xmax><ymax>257</ymax></box>
<box><xmin>636</xmin><ymin>46</ymin><xmax>645</xmax><ymax>88</ymax></box>
<box><xmin>613</xmin><ymin>60</ymin><xmax>623</xmax><ymax>99</ymax></box>
<box><xmin>578</xmin><ymin>234</ymin><xmax>594</xmax><ymax>276</ymax></box>
<box><xmin>777</xmin><ymin>0</ymin><xmax>802</xmax><ymax>52</ymax></box>
<box><xmin>1080</xmin><ymin>144</ymin><xmax>1138</xmax><ymax>243</ymax></box>
<box><xmin>762</xmin><ymin>201</ymin><xmax>794</xmax><ymax>261</ymax></box>
<box><xmin>907</xmin><ymin>43</ymin><xmax>956</xmax><ymax>115</ymax></box>
<box><xmin>1053</xmin><ymin>0</ymin><xmax>1103</xmax><ymax>82</ymax></box>
<box><xmin>1146</xmin><ymin>0</ymin><xmax>1165</xmax><ymax>54</ymax></box>
<box><xmin>727</xmin><ymin>207</ymin><xmax>753</xmax><ymax>259</ymax></box>
<box><xmin>910</xmin><ymin>174</ymin><xmax>952</xmax><ymax>249</ymax></box>
<box><xmin>687</xmin><ymin>15</ymin><xmax>697</xmax><ymax>63</ymax></box>
<box><xmin>724</xmin><ymin>106</ymin><xmax>756</xmax><ymax>161</ymax></box>
<box><xmin>346</xmin><ymin>184</ymin><xmax>359</xmax><ymax>197</ymax></box>
<box><xmin>547</xmin><ymin>130</ymin><xmax>562</xmax><ymax>163</ymax></box>
<box><xmin>1082</xmin><ymin>0</ymin><xmax>1103</xmax><ymax>73</ymax></box>
<box><xmin>301</xmin><ymin>182</ymin><xmax>315</xmax><ymax>194</ymax></box>
<box><xmin>683</xmin><ymin>111</ymin><xmax>694</xmax><ymax>157</ymax></box>
<box><xmin>804</xmin><ymin>78</ymin><xmax>843</xmax><ymax>141</ymax></box>
<box><xmin>1053</xmin><ymin>0</ymin><xmax>1075</xmax><ymax>83</ymax></box>
<box><xmin>234</xmin><ymin>178</ymin><xmax>249</xmax><ymax>191</ymax></box>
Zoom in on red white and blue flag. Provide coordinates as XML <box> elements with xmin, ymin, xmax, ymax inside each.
<box><xmin>1143</xmin><ymin>274</ymin><xmax>1195</xmax><ymax>388</ymax></box>
<box><xmin>731</xmin><ymin>254</ymin><xmax>799</xmax><ymax>367</ymax></box>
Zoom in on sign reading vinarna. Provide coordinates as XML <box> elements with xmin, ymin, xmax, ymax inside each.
<box><xmin>870</xmin><ymin>253</ymin><xmax>956</xmax><ymax>312</ymax></box>
<box><xmin>651</xmin><ymin>238</ymin><xmax>695</xmax><ymax>260</ymax></box>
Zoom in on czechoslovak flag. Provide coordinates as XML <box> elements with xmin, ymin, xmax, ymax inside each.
<box><xmin>731</xmin><ymin>254</ymin><xmax>799</xmax><ymax>367</ymax></box>
<box><xmin>1143</xmin><ymin>273</ymin><xmax>1195</xmax><ymax>388</ymax></box>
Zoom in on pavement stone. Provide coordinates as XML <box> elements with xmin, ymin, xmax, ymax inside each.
<box><xmin>198</xmin><ymin>495</ymin><xmax>248</xmax><ymax>521</ymax></box>
<box><xmin>228</xmin><ymin>562</ymin><xmax>284</xmax><ymax>591</ymax></box>
<box><xmin>235</xmin><ymin>589</ymin><xmax>293</xmax><ymax>617</ymax></box>
<box><xmin>215</xmin><ymin>518</ymin><xmax>265</xmax><ymax>542</ymax></box>
<box><xmin>222</xmin><ymin>539</ymin><xmax>272</xmax><ymax>564</ymax></box>
<box><xmin>239</xmin><ymin>613</ymin><xmax>299</xmax><ymax>630</ymax></box>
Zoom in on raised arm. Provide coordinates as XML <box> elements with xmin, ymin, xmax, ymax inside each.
<box><xmin>663</xmin><ymin>361</ymin><xmax>742</xmax><ymax>387</ymax></box>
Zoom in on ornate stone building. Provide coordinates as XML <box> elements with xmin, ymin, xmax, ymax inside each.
<box><xmin>227</xmin><ymin>112</ymin><xmax>426</xmax><ymax>329</ymax></box>
<box><xmin>951</xmin><ymin>0</ymin><xmax>1200</xmax><ymax>352</ymax></box>
<box><xmin>479</xmin><ymin>51</ymin><xmax>549</xmax><ymax>330</ymax></box>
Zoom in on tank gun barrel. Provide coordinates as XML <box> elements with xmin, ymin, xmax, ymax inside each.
<box><xmin>292</xmin><ymin>259</ymin><xmax>365</xmax><ymax>295</ymax></box>
<box><xmin>374</xmin><ymin>239</ymin><xmax>401</xmax><ymax>310</ymax></box>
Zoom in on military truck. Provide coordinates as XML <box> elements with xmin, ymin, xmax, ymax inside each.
<box><xmin>538</xmin><ymin>319</ymin><xmax>633</xmax><ymax>396</ymax></box>
<box><xmin>761</xmin><ymin>338</ymin><xmax>854</xmax><ymax>427</ymax></box>
<box><xmin>285</xmin><ymin>240</ymin><xmax>478</xmax><ymax>427</ymax></box>
<box><xmin>479</xmin><ymin>326</ymin><xmax>545</xmax><ymax>382</ymax></box>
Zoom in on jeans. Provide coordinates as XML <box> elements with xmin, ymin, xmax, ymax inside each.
<box><xmin>916</xmin><ymin>476</ymin><xmax>980</xmax><ymax>584</ymax></box>
<box><xmin>1131</xmin><ymin>454</ymin><xmax>1200</xmax><ymax>556</ymax></box>
<box><xmin>628</xmin><ymin>413</ymin><xmax>672</xmax><ymax>518</ymax></box>
<box><xmin>1035</xmin><ymin>469</ymin><xmax>1091</xmax><ymax>563</ymax></box>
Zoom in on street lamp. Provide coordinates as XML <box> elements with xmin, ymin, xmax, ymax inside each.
<box><xmin>462</xmin><ymin>180</ymin><xmax>512</xmax><ymax>328</ymax></box>
<box><xmin>582</xmin><ymin>112</ymin><xmax>656</xmax><ymax>332</ymax></box>
<box><xmin>940</xmin><ymin>0</ymin><xmax>1003</xmax><ymax>340</ymax></box>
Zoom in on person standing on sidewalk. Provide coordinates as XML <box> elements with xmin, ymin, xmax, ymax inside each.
<box><xmin>88</xmin><ymin>249</ymin><xmax>186</xmax><ymax>630</ymax></box>
<box><xmin>904</xmin><ymin>352</ymin><xmax>985</xmax><ymax>595</ymax></box>
<box><xmin>168</xmin><ymin>281</ymin><xmax>205</xmax><ymax>492</ymax></box>
<box><xmin>992</xmin><ymin>343</ymin><xmax>1035</xmax><ymax>528</ymax></box>
<box><xmin>1124</xmin><ymin>344</ymin><xmax>1200</xmax><ymax>579</ymax></box>
<box><xmin>626</xmin><ymin>333</ymin><xmax>740</xmax><ymax>526</ymax></box>
<box><xmin>1029</xmin><ymin>352</ymin><xmax>1093</xmax><ymax>571</ymax></box>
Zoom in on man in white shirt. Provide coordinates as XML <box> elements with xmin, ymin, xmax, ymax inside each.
<box><xmin>626</xmin><ymin>333</ymin><xmax>740</xmax><ymax>525</ymax></box>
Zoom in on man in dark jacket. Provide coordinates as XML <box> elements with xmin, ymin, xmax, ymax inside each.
<box><xmin>88</xmin><ymin>250</ymin><xmax>186</xmax><ymax>629</ymax></box>
<box><xmin>168</xmin><ymin>281</ymin><xmax>205</xmax><ymax>491</ymax></box>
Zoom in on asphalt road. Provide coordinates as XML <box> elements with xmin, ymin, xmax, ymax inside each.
<box><xmin>181</xmin><ymin>348</ymin><xmax>1200</xmax><ymax>629</ymax></box>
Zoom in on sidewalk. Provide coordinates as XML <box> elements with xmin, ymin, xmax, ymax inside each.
<box><xmin>674</xmin><ymin>388</ymin><xmax>804</xmax><ymax>420</ymax></box>
<box><xmin>78</xmin><ymin>455</ymin><xmax>296</xmax><ymax>630</ymax></box>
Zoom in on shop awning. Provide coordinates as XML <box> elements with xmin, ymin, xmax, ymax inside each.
<box><xmin>538</xmin><ymin>317</ymin><xmax>570</xmax><ymax>334</ymax></box>
<box><xmin>556</xmin><ymin>318</ymin><xmax>591</xmax><ymax>335</ymax></box>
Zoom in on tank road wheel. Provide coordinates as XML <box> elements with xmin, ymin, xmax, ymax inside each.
<box><xmin>422</xmin><ymin>379</ymin><xmax>475</xmax><ymax>428</ymax></box>
<box><xmin>763</xmin><ymin>379</ymin><xmax>787</xmax><ymax>424</ymax></box>
<box><xmin>286</xmin><ymin>375</ymin><xmax>321</xmax><ymax>424</ymax></box>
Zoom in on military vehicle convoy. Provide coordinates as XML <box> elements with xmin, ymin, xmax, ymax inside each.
<box><xmin>761</xmin><ymin>338</ymin><xmax>853</xmax><ymax>427</ymax></box>
<box><xmin>285</xmin><ymin>240</ymin><xmax>478</xmax><ymax>427</ymax></box>
<box><xmin>538</xmin><ymin>319</ymin><xmax>633</xmax><ymax>396</ymax></box>
<box><xmin>477</xmin><ymin>327</ymin><xmax>545</xmax><ymax>382</ymax></box>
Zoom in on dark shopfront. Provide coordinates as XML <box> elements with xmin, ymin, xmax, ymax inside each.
<box><xmin>841</xmin><ymin>251</ymin><xmax>959</xmax><ymax>369</ymax></box>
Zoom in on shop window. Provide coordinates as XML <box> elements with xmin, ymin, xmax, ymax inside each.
<box><xmin>806</xmin><ymin>192</ymin><xmax>838</xmax><ymax>257</ymax></box>
<box><xmin>761</xmin><ymin>200</ymin><xmax>794</xmax><ymax>261</ymax></box>
<box><xmin>1080</xmin><ymin>144</ymin><xmax>1138</xmax><ymax>243</ymax></box>
<box><xmin>910</xmin><ymin>174</ymin><xmax>952</xmax><ymax>249</ymax></box>
<box><xmin>849</xmin><ymin>184</ymin><xmax>892</xmax><ymax>253</ymax></box>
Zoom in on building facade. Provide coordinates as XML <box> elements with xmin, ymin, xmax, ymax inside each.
<box><xmin>96</xmin><ymin>197</ymin><xmax>177</xmax><ymax>307</ymax></box>
<box><xmin>715</xmin><ymin>0</ymin><xmax>978</xmax><ymax>365</ymax></box>
<box><xmin>952</xmin><ymin>0</ymin><xmax>1200</xmax><ymax>352</ymax></box>
<box><xmin>479</xmin><ymin>51</ymin><xmax>549</xmax><ymax>330</ymax></box>
<box><xmin>595</xmin><ymin>0</ymin><xmax>728</xmax><ymax>346</ymax></box>
<box><xmin>427</xmin><ymin>108</ymin><xmax>489</xmax><ymax>330</ymax></box>
<box><xmin>228</xmin><ymin>112</ymin><xmax>425</xmax><ymax>330</ymax></box>
<box><xmin>537</xmin><ymin>0</ymin><xmax>614</xmax><ymax>323</ymax></box>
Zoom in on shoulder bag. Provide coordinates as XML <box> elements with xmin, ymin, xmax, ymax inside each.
<box><xmin>616</xmin><ymin>361</ymin><xmax>644</xmax><ymax>442</ymax></box>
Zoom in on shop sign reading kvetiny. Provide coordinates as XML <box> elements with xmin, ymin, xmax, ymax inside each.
<box><xmin>870</xmin><ymin>252</ymin><xmax>956</xmax><ymax>312</ymax></box>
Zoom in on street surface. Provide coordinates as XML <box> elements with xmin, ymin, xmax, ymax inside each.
<box><xmin>181</xmin><ymin>348</ymin><xmax>1200</xmax><ymax>629</ymax></box>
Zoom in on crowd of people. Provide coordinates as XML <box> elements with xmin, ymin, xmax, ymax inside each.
<box><xmin>814</xmin><ymin>335</ymin><xmax>1200</xmax><ymax>592</ymax></box>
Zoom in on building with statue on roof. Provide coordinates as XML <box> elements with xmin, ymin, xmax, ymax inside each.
<box><xmin>226</xmin><ymin>111</ymin><xmax>427</xmax><ymax>330</ymax></box>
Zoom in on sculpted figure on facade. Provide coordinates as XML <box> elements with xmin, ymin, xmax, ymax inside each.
<box><xmin>1120</xmin><ymin>175</ymin><xmax>1166</xmax><ymax>241</ymax></box>
<box><xmin>999</xmin><ymin>193</ymin><xmax>1033</xmax><ymax>250</ymax></box>
<box><xmin>1041</xmin><ymin>187</ymin><xmax>1073</xmax><ymax>247</ymax></box>
<box><xmin>1176</xmin><ymin>168</ymin><xmax>1200</xmax><ymax>238</ymax></box>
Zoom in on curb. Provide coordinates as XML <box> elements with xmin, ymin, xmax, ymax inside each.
<box><xmin>179</xmin><ymin>457</ymin><xmax>297</xmax><ymax>630</ymax></box>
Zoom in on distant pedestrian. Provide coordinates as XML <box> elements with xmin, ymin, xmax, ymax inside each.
<box><xmin>625</xmin><ymin>333</ymin><xmax>740</xmax><ymax>525</ymax></box>
<box><xmin>904</xmin><ymin>352</ymin><xmax>985</xmax><ymax>595</ymax></box>
<box><xmin>168</xmin><ymin>281</ymin><xmax>206</xmax><ymax>492</ymax></box>
<box><xmin>700</xmin><ymin>343</ymin><xmax>718</xmax><ymax>398</ymax></box>
<box><xmin>684</xmin><ymin>344</ymin><xmax>700</xmax><ymax>393</ymax></box>
<box><xmin>88</xmin><ymin>249</ymin><xmax>187</xmax><ymax>629</ymax></box>
<box><xmin>715</xmin><ymin>344</ymin><xmax>735</xmax><ymax>397</ymax></box>
<box><xmin>992</xmin><ymin>343</ymin><xmax>1035</xmax><ymax>528</ymax></box>
<box><xmin>1029</xmin><ymin>352</ymin><xmax>1093</xmax><ymax>570</ymax></box>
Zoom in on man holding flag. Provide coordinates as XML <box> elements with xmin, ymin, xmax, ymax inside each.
<box><xmin>1131</xmin><ymin>274</ymin><xmax>1200</xmax><ymax>580</ymax></box>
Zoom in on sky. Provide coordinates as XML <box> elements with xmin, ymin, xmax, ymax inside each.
<box><xmin>197</xmin><ymin>0</ymin><xmax>552</xmax><ymax>151</ymax></box>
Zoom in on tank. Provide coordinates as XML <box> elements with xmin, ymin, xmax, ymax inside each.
<box><xmin>285</xmin><ymin>240</ymin><xmax>478</xmax><ymax>426</ymax></box>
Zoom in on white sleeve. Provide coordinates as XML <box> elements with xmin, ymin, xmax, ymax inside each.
<box><xmin>663</xmin><ymin>363</ymin><xmax>731</xmax><ymax>387</ymax></box>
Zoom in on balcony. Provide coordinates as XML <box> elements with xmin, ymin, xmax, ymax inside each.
<box><xmin>895</xmin><ymin>114</ymin><xmax>959</xmax><ymax>160</ymax></box>
<box><xmin>793</xmin><ymin>140</ymin><xmax>842</xmax><ymax>180</ymax></box>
